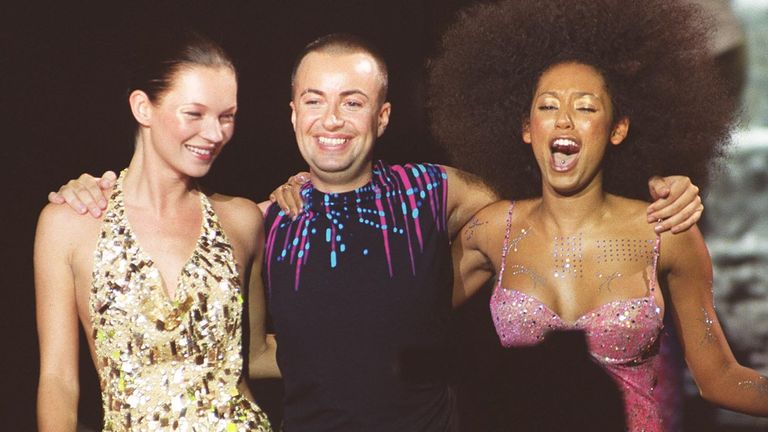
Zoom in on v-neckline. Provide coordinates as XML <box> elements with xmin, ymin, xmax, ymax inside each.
<box><xmin>115</xmin><ymin>173</ymin><xmax>206</xmax><ymax>304</ymax></box>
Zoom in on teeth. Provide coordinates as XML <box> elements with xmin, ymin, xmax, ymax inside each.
<box><xmin>551</xmin><ymin>138</ymin><xmax>579</xmax><ymax>155</ymax></box>
<box><xmin>318</xmin><ymin>137</ymin><xmax>347</xmax><ymax>146</ymax></box>
<box><xmin>185</xmin><ymin>145</ymin><xmax>212</xmax><ymax>156</ymax></box>
<box><xmin>552</xmin><ymin>138</ymin><xmax>576</xmax><ymax>146</ymax></box>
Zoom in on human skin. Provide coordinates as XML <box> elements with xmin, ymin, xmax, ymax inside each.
<box><xmin>452</xmin><ymin>62</ymin><xmax>768</xmax><ymax>415</ymax></box>
<box><xmin>34</xmin><ymin>65</ymin><xmax>277</xmax><ymax>431</ymax></box>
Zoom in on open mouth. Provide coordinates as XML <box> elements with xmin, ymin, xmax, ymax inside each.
<box><xmin>185</xmin><ymin>144</ymin><xmax>214</xmax><ymax>159</ymax></box>
<box><xmin>550</xmin><ymin>138</ymin><xmax>580</xmax><ymax>171</ymax></box>
<box><xmin>317</xmin><ymin>136</ymin><xmax>349</xmax><ymax>147</ymax></box>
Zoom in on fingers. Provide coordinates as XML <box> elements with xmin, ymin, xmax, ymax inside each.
<box><xmin>58</xmin><ymin>174</ymin><xmax>108</xmax><ymax>218</ymax></box>
<box><xmin>270</xmin><ymin>184</ymin><xmax>297</xmax><ymax>219</ymax></box>
<box><xmin>47</xmin><ymin>191</ymin><xmax>65</xmax><ymax>205</ymax></box>
<box><xmin>293</xmin><ymin>172</ymin><xmax>310</xmax><ymax>184</ymax></box>
<box><xmin>647</xmin><ymin>183</ymin><xmax>703</xmax><ymax>234</ymax></box>
<box><xmin>98</xmin><ymin>171</ymin><xmax>117</xmax><ymax>189</ymax></box>
<box><xmin>650</xmin><ymin>197</ymin><xmax>703</xmax><ymax>234</ymax></box>
<box><xmin>269</xmin><ymin>174</ymin><xmax>311</xmax><ymax>220</ymax></box>
<box><xmin>647</xmin><ymin>175</ymin><xmax>671</xmax><ymax>201</ymax></box>
<box><xmin>284</xmin><ymin>184</ymin><xmax>306</xmax><ymax>219</ymax></box>
<box><xmin>289</xmin><ymin>180</ymin><xmax>303</xmax><ymax>212</ymax></box>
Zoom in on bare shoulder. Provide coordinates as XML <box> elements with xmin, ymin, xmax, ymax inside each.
<box><xmin>37</xmin><ymin>202</ymin><xmax>103</xmax><ymax>241</ymax></box>
<box><xmin>207</xmin><ymin>193</ymin><xmax>263</xmax><ymax>245</ymax></box>
<box><xmin>607</xmin><ymin>194</ymin><xmax>650</xmax><ymax>215</ymax></box>
<box><xmin>604</xmin><ymin>195</ymin><xmax>655</xmax><ymax>229</ymax></box>
<box><xmin>472</xmin><ymin>199</ymin><xmax>511</xmax><ymax>221</ymax></box>
<box><xmin>604</xmin><ymin>194</ymin><xmax>707</xmax><ymax>269</ymax></box>
<box><xmin>462</xmin><ymin>199</ymin><xmax>529</xmax><ymax>240</ymax></box>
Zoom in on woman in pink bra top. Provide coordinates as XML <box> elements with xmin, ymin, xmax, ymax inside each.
<box><xmin>428</xmin><ymin>0</ymin><xmax>768</xmax><ymax>430</ymax></box>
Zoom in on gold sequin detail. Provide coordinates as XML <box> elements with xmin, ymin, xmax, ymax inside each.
<box><xmin>90</xmin><ymin>170</ymin><xmax>271</xmax><ymax>431</ymax></box>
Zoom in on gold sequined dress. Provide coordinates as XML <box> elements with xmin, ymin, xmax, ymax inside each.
<box><xmin>90</xmin><ymin>171</ymin><xmax>271</xmax><ymax>431</ymax></box>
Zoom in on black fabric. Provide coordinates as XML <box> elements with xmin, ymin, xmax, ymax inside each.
<box><xmin>264</xmin><ymin>161</ymin><xmax>456</xmax><ymax>432</ymax></box>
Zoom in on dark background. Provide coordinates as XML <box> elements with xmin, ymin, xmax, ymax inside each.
<box><xmin>1</xmin><ymin>1</ymin><xmax>470</xmax><ymax>430</ymax></box>
<box><xmin>2</xmin><ymin>1</ymin><xmax>762</xmax><ymax>431</ymax></box>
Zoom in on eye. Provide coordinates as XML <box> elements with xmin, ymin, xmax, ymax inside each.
<box><xmin>183</xmin><ymin>111</ymin><xmax>202</xmax><ymax>118</ymax></box>
<box><xmin>537</xmin><ymin>104</ymin><xmax>557</xmax><ymax>111</ymax></box>
<box><xmin>220</xmin><ymin>113</ymin><xmax>236</xmax><ymax>124</ymax></box>
<box><xmin>343</xmin><ymin>99</ymin><xmax>364</xmax><ymax>109</ymax></box>
<box><xmin>577</xmin><ymin>107</ymin><xmax>597</xmax><ymax>113</ymax></box>
<box><xmin>302</xmin><ymin>98</ymin><xmax>324</xmax><ymax>107</ymax></box>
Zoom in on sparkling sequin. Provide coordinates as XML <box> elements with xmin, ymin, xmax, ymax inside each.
<box><xmin>508</xmin><ymin>264</ymin><xmax>546</xmax><ymax>289</ymax></box>
<box><xmin>738</xmin><ymin>376</ymin><xmax>768</xmax><ymax>395</ymax></box>
<box><xmin>492</xmin><ymin>203</ymin><xmax>664</xmax><ymax>432</ymax></box>
<box><xmin>90</xmin><ymin>171</ymin><xmax>271</xmax><ymax>432</ymax></box>
<box><xmin>553</xmin><ymin>233</ymin><xmax>583</xmax><ymax>278</ymax></box>
<box><xmin>699</xmin><ymin>307</ymin><xmax>716</xmax><ymax>345</ymax></box>
<box><xmin>509</xmin><ymin>227</ymin><xmax>531</xmax><ymax>252</ymax></box>
<box><xmin>596</xmin><ymin>238</ymin><xmax>655</xmax><ymax>264</ymax></box>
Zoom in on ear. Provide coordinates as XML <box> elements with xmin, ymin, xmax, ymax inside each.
<box><xmin>290</xmin><ymin>101</ymin><xmax>297</xmax><ymax>131</ymax></box>
<box><xmin>610</xmin><ymin>117</ymin><xmax>630</xmax><ymax>145</ymax></box>
<box><xmin>522</xmin><ymin>119</ymin><xmax>532</xmax><ymax>145</ymax></box>
<box><xmin>376</xmin><ymin>102</ymin><xmax>391</xmax><ymax>137</ymax></box>
<box><xmin>129</xmin><ymin>90</ymin><xmax>153</xmax><ymax>127</ymax></box>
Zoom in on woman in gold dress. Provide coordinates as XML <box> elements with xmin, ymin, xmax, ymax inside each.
<box><xmin>34</xmin><ymin>31</ymin><xmax>274</xmax><ymax>431</ymax></box>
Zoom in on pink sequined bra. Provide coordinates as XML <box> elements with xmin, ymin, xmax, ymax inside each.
<box><xmin>489</xmin><ymin>203</ymin><xmax>664</xmax><ymax>431</ymax></box>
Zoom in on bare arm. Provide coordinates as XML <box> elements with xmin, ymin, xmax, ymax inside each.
<box><xmin>211</xmin><ymin>196</ymin><xmax>280</xmax><ymax>381</ymax></box>
<box><xmin>247</xmin><ymin>248</ymin><xmax>280</xmax><ymax>379</ymax></box>
<box><xmin>34</xmin><ymin>205</ymin><xmax>82</xmax><ymax>431</ymax></box>
<box><xmin>451</xmin><ymin>202</ymin><xmax>509</xmax><ymax>307</ymax></box>
<box><xmin>443</xmin><ymin>166</ymin><xmax>499</xmax><ymax>239</ymax></box>
<box><xmin>663</xmin><ymin>226</ymin><xmax>768</xmax><ymax>416</ymax></box>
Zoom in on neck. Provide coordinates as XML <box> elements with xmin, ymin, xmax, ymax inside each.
<box><xmin>537</xmin><ymin>175</ymin><xmax>608</xmax><ymax>234</ymax></box>
<box><xmin>122</xmin><ymin>139</ymin><xmax>198</xmax><ymax>216</ymax></box>
<box><xmin>310</xmin><ymin>163</ymin><xmax>374</xmax><ymax>194</ymax></box>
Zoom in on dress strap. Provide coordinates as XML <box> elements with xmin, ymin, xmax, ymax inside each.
<box><xmin>649</xmin><ymin>234</ymin><xmax>661</xmax><ymax>294</ymax></box>
<box><xmin>496</xmin><ymin>202</ymin><xmax>516</xmax><ymax>289</ymax></box>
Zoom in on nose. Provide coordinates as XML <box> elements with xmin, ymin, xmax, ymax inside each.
<box><xmin>555</xmin><ymin>109</ymin><xmax>573</xmax><ymax>129</ymax></box>
<box><xmin>322</xmin><ymin>106</ymin><xmax>344</xmax><ymax>129</ymax></box>
<box><xmin>200</xmin><ymin>116</ymin><xmax>225</xmax><ymax>143</ymax></box>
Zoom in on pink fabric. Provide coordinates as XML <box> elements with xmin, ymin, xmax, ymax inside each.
<box><xmin>490</xmin><ymin>203</ymin><xmax>664</xmax><ymax>431</ymax></box>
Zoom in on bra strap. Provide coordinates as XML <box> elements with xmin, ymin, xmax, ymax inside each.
<box><xmin>496</xmin><ymin>202</ymin><xmax>516</xmax><ymax>288</ymax></box>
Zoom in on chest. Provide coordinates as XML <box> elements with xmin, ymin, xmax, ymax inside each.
<box><xmin>265</xmin><ymin>204</ymin><xmax>452</xmax><ymax>341</ymax></box>
<box><xmin>495</xmin><ymin>228</ymin><xmax>662</xmax><ymax>319</ymax></box>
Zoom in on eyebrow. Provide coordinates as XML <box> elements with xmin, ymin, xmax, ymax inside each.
<box><xmin>538</xmin><ymin>91</ymin><xmax>601</xmax><ymax>99</ymax></box>
<box><xmin>183</xmin><ymin>102</ymin><xmax>238</xmax><ymax>112</ymax></box>
<box><xmin>299</xmin><ymin>88</ymin><xmax>370</xmax><ymax>99</ymax></box>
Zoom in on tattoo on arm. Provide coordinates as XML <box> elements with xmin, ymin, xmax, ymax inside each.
<box><xmin>464</xmin><ymin>218</ymin><xmax>488</xmax><ymax>241</ymax></box>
